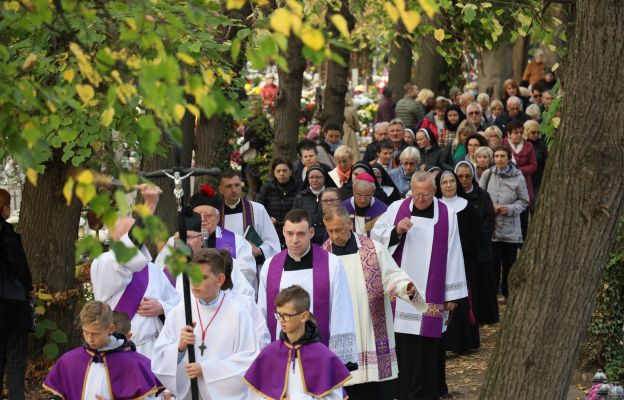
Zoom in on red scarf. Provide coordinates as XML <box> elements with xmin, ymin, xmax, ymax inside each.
<box><xmin>337</xmin><ymin>167</ymin><xmax>351</xmax><ymax>185</ymax></box>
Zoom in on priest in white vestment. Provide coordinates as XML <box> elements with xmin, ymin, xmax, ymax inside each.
<box><xmin>371</xmin><ymin>171</ymin><xmax>468</xmax><ymax>400</ymax></box>
<box><xmin>218</xmin><ymin>172</ymin><xmax>281</xmax><ymax>287</ymax></box>
<box><xmin>321</xmin><ymin>205</ymin><xmax>426</xmax><ymax>399</ymax></box>
<box><xmin>91</xmin><ymin>185</ymin><xmax>180</xmax><ymax>359</ymax></box>
<box><xmin>257</xmin><ymin>209</ymin><xmax>358</xmax><ymax>370</ymax></box>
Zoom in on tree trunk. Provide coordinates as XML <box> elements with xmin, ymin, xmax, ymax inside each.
<box><xmin>140</xmin><ymin>112</ymin><xmax>194</xmax><ymax>235</ymax></box>
<box><xmin>321</xmin><ymin>1</ymin><xmax>355</xmax><ymax>127</ymax></box>
<box><xmin>478</xmin><ymin>44</ymin><xmax>514</xmax><ymax>100</ymax></box>
<box><xmin>479</xmin><ymin>1</ymin><xmax>624</xmax><ymax>398</ymax></box>
<box><xmin>413</xmin><ymin>17</ymin><xmax>446</xmax><ymax>94</ymax></box>
<box><xmin>511</xmin><ymin>36</ymin><xmax>527</xmax><ymax>83</ymax></box>
<box><xmin>387</xmin><ymin>22</ymin><xmax>413</xmax><ymax>100</ymax></box>
<box><xmin>273</xmin><ymin>34</ymin><xmax>306</xmax><ymax>162</ymax></box>
<box><xmin>20</xmin><ymin>151</ymin><xmax>83</xmax><ymax>345</ymax></box>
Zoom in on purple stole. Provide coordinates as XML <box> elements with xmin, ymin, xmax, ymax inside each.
<box><xmin>114</xmin><ymin>266</ymin><xmax>149</xmax><ymax>320</ymax></box>
<box><xmin>164</xmin><ymin>228</ymin><xmax>237</xmax><ymax>288</ymax></box>
<box><xmin>342</xmin><ymin>198</ymin><xmax>388</xmax><ymax>237</ymax></box>
<box><xmin>392</xmin><ymin>198</ymin><xmax>449</xmax><ymax>338</ymax></box>
<box><xmin>266</xmin><ymin>245</ymin><xmax>331</xmax><ymax>345</ymax></box>
<box><xmin>244</xmin><ymin>340</ymin><xmax>350</xmax><ymax>399</ymax></box>
<box><xmin>43</xmin><ymin>346</ymin><xmax>162</xmax><ymax>399</ymax></box>
<box><xmin>322</xmin><ymin>235</ymin><xmax>393</xmax><ymax>379</ymax></box>
<box><xmin>219</xmin><ymin>198</ymin><xmax>254</xmax><ymax>231</ymax></box>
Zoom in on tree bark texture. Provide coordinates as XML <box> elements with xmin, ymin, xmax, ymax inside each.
<box><xmin>479</xmin><ymin>1</ymin><xmax>624</xmax><ymax>398</ymax></box>
<box><xmin>412</xmin><ymin>18</ymin><xmax>446</xmax><ymax>94</ymax></box>
<box><xmin>273</xmin><ymin>34</ymin><xmax>306</xmax><ymax>162</ymax></box>
<box><xmin>387</xmin><ymin>22</ymin><xmax>413</xmax><ymax>100</ymax></box>
<box><xmin>478</xmin><ymin>44</ymin><xmax>514</xmax><ymax>100</ymax></box>
<box><xmin>321</xmin><ymin>1</ymin><xmax>356</xmax><ymax>127</ymax></box>
<box><xmin>511</xmin><ymin>36</ymin><xmax>527</xmax><ymax>83</ymax></box>
<box><xmin>19</xmin><ymin>151</ymin><xmax>83</xmax><ymax>345</ymax></box>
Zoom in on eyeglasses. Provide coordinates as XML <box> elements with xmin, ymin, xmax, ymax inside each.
<box><xmin>468</xmin><ymin>111</ymin><xmax>480</xmax><ymax>116</ymax></box>
<box><xmin>274</xmin><ymin>311</ymin><xmax>305</xmax><ymax>321</ymax></box>
<box><xmin>412</xmin><ymin>193</ymin><xmax>433</xmax><ymax>200</ymax></box>
<box><xmin>354</xmin><ymin>192</ymin><xmax>373</xmax><ymax>199</ymax></box>
<box><xmin>533</xmin><ymin>94</ymin><xmax>542</xmax><ymax>98</ymax></box>
<box><xmin>308</xmin><ymin>175</ymin><xmax>324</xmax><ymax>180</ymax></box>
<box><xmin>321</xmin><ymin>198</ymin><xmax>340</xmax><ymax>204</ymax></box>
<box><xmin>188</xmin><ymin>234</ymin><xmax>203</xmax><ymax>240</ymax></box>
<box><xmin>456</xmin><ymin>174</ymin><xmax>472</xmax><ymax>179</ymax></box>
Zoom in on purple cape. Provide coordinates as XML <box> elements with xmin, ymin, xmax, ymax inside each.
<box><xmin>266</xmin><ymin>246</ymin><xmax>330</xmax><ymax>345</ymax></box>
<box><xmin>342</xmin><ymin>198</ymin><xmax>388</xmax><ymax>237</ymax></box>
<box><xmin>244</xmin><ymin>340</ymin><xmax>350</xmax><ymax>399</ymax></box>
<box><xmin>43</xmin><ymin>346</ymin><xmax>162</xmax><ymax>400</ymax></box>
<box><xmin>114</xmin><ymin>265</ymin><xmax>149</xmax><ymax>320</ymax></box>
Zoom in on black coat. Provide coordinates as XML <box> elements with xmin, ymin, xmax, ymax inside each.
<box><xmin>257</xmin><ymin>178</ymin><xmax>300</xmax><ymax>247</ymax></box>
<box><xmin>462</xmin><ymin>186</ymin><xmax>495</xmax><ymax>263</ymax></box>
<box><xmin>292</xmin><ymin>162</ymin><xmax>332</xmax><ymax>189</ymax></box>
<box><xmin>494</xmin><ymin>111</ymin><xmax>531</xmax><ymax>135</ymax></box>
<box><xmin>292</xmin><ymin>189</ymin><xmax>326</xmax><ymax>245</ymax></box>
<box><xmin>419</xmin><ymin>144</ymin><xmax>452</xmax><ymax>171</ymax></box>
<box><xmin>0</xmin><ymin>216</ymin><xmax>33</xmax><ymax>330</ymax></box>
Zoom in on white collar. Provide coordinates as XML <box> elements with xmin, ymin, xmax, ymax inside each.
<box><xmin>288</xmin><ymin>245</ymin><xmax>311</xmax><ymax>262</ymax></box>
<box><xmin>225</xmin><ymin>198</ymin><xmax>241</xmax><ymax>209</ymax></box>
<box><xmin>441</xmin><ymin>195</ymin><xmax>468</xmax><ymax>212</ymax></box>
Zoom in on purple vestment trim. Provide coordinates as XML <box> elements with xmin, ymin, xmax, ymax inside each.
<box><xmin>342</xmin><ymin>198</ymin><xmax>388</xmax><ymax>237</ymax></box>
<box><xmin>43</xmin><ymin>346</ymin><xmax>162</xmax><ymax>400</ymax></box>
<box><xmin>266</xmin><ymin>245</ymin><xmax>331</xmax><ymax>345</ymax></box>
<box><xmin>219</xmin><ymin>199</ymin><xmax>255</xmax><ymax>231</ymax></box>
<box><xmin>244</xmin><ymin>340</ymin><xmax>350</xmax><ymax>399</ymax></box>
<box><xmin>114</xmin><ymin>266</ymin><xmax>149</xmax><ymax>320</ymax></box>
<box><xmin>216</xmin><ymin>228</ymin><xmax>237</xmax><ymax>258</ymax></box>
<box><xmin>322</xmin><ymin>235</ymin><xmax>392</xmax><ymax>379</ymax></box>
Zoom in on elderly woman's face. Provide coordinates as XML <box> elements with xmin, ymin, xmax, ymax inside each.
<box><xmin>404</xmin><ymin>131</ymin><xmax>415</xmax><ymax>145</ymax></box>
<box><xmin>440</xmin><ymin>174</ymin><xmax>457</xmax><ymax>198</ymax></box>
<box><xmin>336</xmin><ymin>157</ymin><xmax>352</xmax><ymax>173</ymax></box>
<box><xmin>494</xmin><ymin>150</ymin><xmax>509</xmax><ymax>169</ymax></box>
<box><xmin>486</xmin><ymin>130</ymin><xmax>501</xmax><ymax>148</ymax></box>
<box><xmin>415</xmin><ymin>131</ymin><xmax>430</xmax><ymax>149</ymax></box>
<box><xmin>401</xmin><ymin>158</ymin><xmax>418</xmax><ymax>175</ymax></box>
<box><xmin>307</xmin><ymin>170</ymin><xmax>325</xmax><ymax>191</ymax></box>
<box><xmin>455</xmin><ymin>166</ymin><xmax>474</xmax><ymax>192</ymax></box>
<box><xmin>509</xmin><ymin>129</ymin><xmax>523</xmax><ymax>145</ymax></box>
<box><xmin>447</xmin><ymin>110</ymin><xmax>460</xmax><ymax>125</ymax></box>
<box><xmin>526</xmin><ymin>127</ymin><xmax>539</xmax><ymax>142</ymax></box>
<box><xmin>476</xmin><ymin>153</ymin><xmax>491</xmax><ymax>169</ymax></box>
<box><xmin>491</xmin><ymin>104</ymin><xmax>503</xmax><ymax>118</ymax></box>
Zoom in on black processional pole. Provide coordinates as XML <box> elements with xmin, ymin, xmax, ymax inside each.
<box><xmin>141</xmin><ymin>152</ymin><xmax>220</xmax><ymax>400</ymax></box>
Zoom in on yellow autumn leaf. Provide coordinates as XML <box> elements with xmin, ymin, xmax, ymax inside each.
<box><xmin>226</xmin><ymin>0</ymin><xmax>245</xmax><ymax>10</ymax></box>
<box><xmin>434</xmin><ymin>28</ymin><xmax>445</xmax><ymax>42</ymax></box>
<box><xmin>76</xmin><ymin>84</ymin><xmax>95</xmax><ymax>105</ymax></box>
<box><xmin>300</xmin><ymin>25</ymin><xmax>325</xmax><ymax>51</ymax></box>
<box><xmin>270</xmin><ymin>8</ymin><xmax>293</xmax><ymax>36</ymax></box>
<box><xmin>63</xmin><ymin>69</ymin><xmax>75</xmax><ymax>83</ymax></box>
<box><xmin>46</xmin><ymin>100</ymin><xmax>57</xmax><ymax>113</ymax></box>
<box><xmin>37</xmin><ymin>291</ymin><xmax>53</xmax><ymax>301</ymax></box>
<box><xmin>26</xmin><ymin>168</ymin><xmax>38</xmax><ymax>186</ymax></box>
<box><xmin>330</xmin><ymin>14</ymin><xmax>349</xmax><ymax>38</ymax></box>
<box><xmin>63</xmin><ymin>177</ymin><xmax>75</xmax><ymax>206</ymax></box>
<box><xmin>551</xmin><ymin>117</ymin><xmax>560</xmax><ymax>128</ymax></box>
<box><xmin>76</xmin><ymin>169</ymin><xmax>94</xmax><ymax>184</ymax></box>
<box><xmin>35</xmin><ymin>306</ymin><xmax>45</xmax><ymax>316</ymax></box>
<box><xmin>217</xmin><ymin>68</ymin><xmax>233</xmax><ymax>85</ymax></box>
<box><xmin>23</xmin><ymin>53</ymin><xmax>37</xmax><ymax>69</ymax></box>
<box><xmin>75</xmin><ymin>183</ymin><xmax>96</xmax><ymax>206</ymax></box>
<box><xmin>394</xmin><ymin>0</ymin><xmax>406</xmax><ymax>11</ymax></box>
<box><xmin>176</xmin><ymin>52</ymin><xmax>196</xmax><ymax>65</ymax></box>
<box><xmin>287</xmin><ymin>0</ymin><xmax>303</xmax><ymax>17</ymax></box>
<box><xmin>481</xmin><ymin>2</ymin><xmax>492</xmax><ymax>8</ymax></box>
<box><xmin>125</xmin><ymin>17</ymin><xmax>137</xmax><ymax>31</ymax></box>
<box><xmin>384</xmin><ymin>2</ymin><xmax>400</xmax><ymax>23</ymax></box>
<box><xmin>401</xmin><ymin>10</ymin><xmax>421</xmax><ymax>33</ymax></box>
<box><xmin>203</xmin><ymin>69</ymin><xmax>216</xmax><ymax>86</ymax></box>
<box><xmin>100</xmin><ymin>107</ymin><xmax>115</xmax><ymax>127</ymax></box>
<box><xmin>132</xmin><ymin>204</ymin><xmax>152</xmax><ymax>218</ymax></box>
<box><xmin>173</xmin><ymin>104</ymin><xmax>186</xmax><ymax>122</ymax></box>
<box><xmin>418</xmin><ymin>0</ymin><xmax>437</xmax><ymax>18</ymax></box>
<box><xmin>552</xmin><ymin>62</ymin><xmax>559</xmax><ymax>71</ymax></box>
<box><xmin>186</xmin><ymin>104</ymin><xmax>200</xmax><ymax>119</ymax></box>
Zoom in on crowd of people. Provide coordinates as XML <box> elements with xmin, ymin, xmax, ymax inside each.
<box><xmin>0</xmin><ymin>69</ymin><xmax>556</xmax><ymax>399</ymax></box>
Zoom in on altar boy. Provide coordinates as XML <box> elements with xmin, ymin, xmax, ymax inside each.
<box><xmin>43</xmin><ymin>301</ymin><xmax>162</xmax><ymax>399</ymax></box>
<box><xmin>151</xmin><ymin>249</ymin><xmax>259</xmax><ymax>399</ymax></box>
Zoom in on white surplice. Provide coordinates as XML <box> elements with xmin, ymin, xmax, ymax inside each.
<box><xmin>222</xmin><ymin>200</ymin><xmax>281</xmax><ymax>263</ymax></box>
<box><xmin>257</xmin><ymin>251</ymin><xmax>358</xmax><ymax>366</ymax></box>
<box><xmin>151</xmin><ymin>291</ymin><xmax>259</xmax><ymax>400</ymax></box>
<box><xmin>155</xmin><ymin>226</ymin><xmax>257</xmax><ymax>290</ymax></box>
<box><xmin>370</xmin><ymin>198</ymin><xmax>468</xmax><ymax>335</ymax></box>
<box><xmin>331</xmin><ymin>236</ymin><xmax>426</xmax><ymax>385</ymax></box>
<box><xmin>91</xmin><ymin>234</ymin><xmax>180</xmax><ymax>358</ymax></box>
